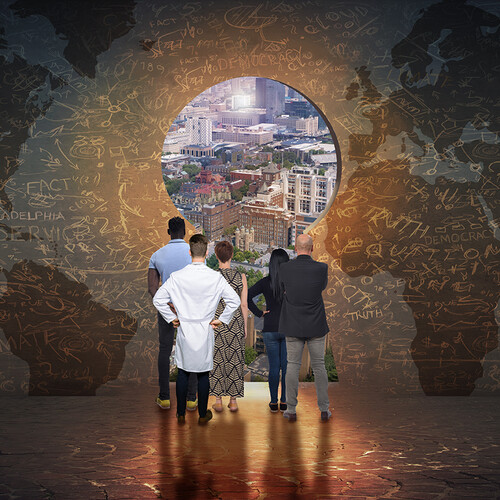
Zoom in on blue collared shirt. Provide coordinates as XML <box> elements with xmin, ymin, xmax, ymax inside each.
<box><xmin>149</xmin><ymin>239</ymin><xmax>191</xmax><ymax>284</ymax></box>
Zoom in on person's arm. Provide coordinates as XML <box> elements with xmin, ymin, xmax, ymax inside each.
<box><xmin>247</xmin><ymin>278</ymin><xmax>264</xmax><ymax>318</ymax></box>
<box><xmin>240</xmin><ymin>273</ymin><xmax>249</xmax><ymax>339</ymax></box>
<box><xmin>148</xmin><ymin>268</ymin><xmax>160</xmax><ymax>298</ymax></box>
<box><xmin>152</xmin><ymin>279</ymin><xmax>178</xmax><ymax>325</ymax></box>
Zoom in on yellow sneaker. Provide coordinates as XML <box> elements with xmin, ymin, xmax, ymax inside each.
<box><xmin>186</xmin><ymin>399</ymin><xmax>198</xmax><ymax>411</ymax></box>
<box><xmin>156</xmin><ymin>396</ymin><xmax>170</xmax><ymax>409</ymax></box>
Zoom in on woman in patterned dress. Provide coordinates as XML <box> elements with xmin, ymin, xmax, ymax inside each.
<box><xmin>210</xmin><ymin>241</ymin><xmax>248</xmax><ymax>412</ymax></box>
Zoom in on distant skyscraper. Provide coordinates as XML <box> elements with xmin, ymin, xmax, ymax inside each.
<box><xmin>186</xmin><ymin>117</ymin><xmax>212</xmax><ymax>146</ymax></box>
<box><xmin>231</xmin><ymin>94</ymin><xmax>251</xmax><ymax>109</ymax></box>
<box><xmin>255</xmin><ymin>78</ymin><xmax>285</xmax><ymax>122</ymax></box>
<box><xmin>231</xmin><ymin>79</ymin><xmax>241</xmax><ymax>94</ymax></box>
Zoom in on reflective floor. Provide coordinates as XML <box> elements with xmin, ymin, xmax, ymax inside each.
<box><xmin>0</xmin><ymin>383</ymin><xmax>499</xmax><ymax>499</ymax></box>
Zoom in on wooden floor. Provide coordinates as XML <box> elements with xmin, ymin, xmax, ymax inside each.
<box><xmin>0</xmin><ymin>383</ymin><xmax>499</xmax><ymax>499</ymax></box>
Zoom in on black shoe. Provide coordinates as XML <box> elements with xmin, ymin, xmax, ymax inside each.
<box><xmin>279</xmin><ymin>402</ymin><xmax>287</xmax><ymax>412</ymax></box>
<box><xmin>269</xmin><ymin>402</ymin><xmax>279</xmax><ymax>413</ymax></box>
<box><xmin>177</xmin><ymin>414</ymin><xmax>185</xmax><ymax>424</ymax></box>
<box><xmin>198</xmin><ymin>409</ymin><xmax>213</xmax><ymax>425</ymax></box>
<box><xmin>321</xmin><ymin>410</ymin><xmax>332</xmax><ymax>422</ymax></box>
<box><xmin>283</xmin><ymin>410</ymin><xmax>296</xmax><ymax>422</ymax></box>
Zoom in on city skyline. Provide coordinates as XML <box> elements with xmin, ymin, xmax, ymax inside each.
<box><xmin>161</xmin><ymin>77</ymin><xmax>338</xmax><ymax>258</ymax></box>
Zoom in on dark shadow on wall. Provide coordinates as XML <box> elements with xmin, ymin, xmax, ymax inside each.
<box><xmin>326</xmin><ymin>0</ymin><xmax>500</xmax><ymax>395</ymax></box>
<box><xmin>0</xmin><ymin>260</ymin><xmax>137</xmax><ymax>395</ymax></box>
<box><xmin>10</xmin><ymin>0</ymin><xmax>137</xmax><ymax>78</ymax></box>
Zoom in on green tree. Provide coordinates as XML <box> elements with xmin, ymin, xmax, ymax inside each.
<box><xmin>230</xmin><ymin>180</ymin><xmax>250</xmax><ymax>202</ymax></box>
<box><xmin>234</xmin><ymin>251</ymin><xmax>245</xmax><ymax>262</ymax></box>
<box><xmin>206</xmin><ymin>253</ymin><xmax>219</xmax><ymax>270</ymax></box>
<box><xmin>243</xmin><ymin>250</ymin><xmax>254</xmax><ymax>262</ymax></box>
<box><xmin>236</xmin><ymin>266</ymin><xmax>264</xmax><ymax>288</ymax></box>
<box><xmin>183</xmin><ymin>164</ymin><xmax>201</xmax><ymax>180</ymax></box>
<box><xmin>245</xmin><ymin>346</ymin><xmax>258</xmax><ymax>365</ymax></box>
<box><xmin>304</xmin><ymin>347</ymin><xmax>338</xmax><ymax>382</ymax></box>
<box><xmin>319</xmin><ymin>168</ymin><xmax>325</xmax><ymax>176</ymax></box>
<box><xmin>223</xmin><ymin>225</ymin><xmax>237</xmax><ymax>236</ymax></box>
<box><xmin>257</xmin><ymin>295</ymin><xmax>266</xmax><ymax>310</ymax></box>
<box><xmin>165</xmin><ymin>178</ymin><xmax>184</xmax><ymax>195</ymax></box>
<box><xmin>272</xmin><ymin>150</ymin><xmax>299</xmax><ymax>165</ymax></box>
<box><xmin>232</xmin><ymin>189</ymin><xmax>243</xmax><ymax>202</ymax></box>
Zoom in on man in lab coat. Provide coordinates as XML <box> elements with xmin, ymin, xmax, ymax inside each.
<box><xmin>153</xmin><ymin>234</ymin><xmax>240</xmax><ymax>424</ymax></box>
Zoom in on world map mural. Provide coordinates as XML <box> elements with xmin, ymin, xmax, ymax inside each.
<box><xmin>0</xmin><ymin>0</ymin><xmax>498</xmax><ymax>396</ymax></box>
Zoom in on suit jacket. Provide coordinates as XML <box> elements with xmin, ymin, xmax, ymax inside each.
<box><xmin>279</xmin><ymin>255</ymin><xmax>329</xmax><ymax>338</ymax></box>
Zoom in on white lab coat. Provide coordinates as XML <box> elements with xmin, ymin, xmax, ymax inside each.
<box><xmin>153</xmin><ymin>262</ymin><xmax>240</xmax><ymax>372</ymax></box>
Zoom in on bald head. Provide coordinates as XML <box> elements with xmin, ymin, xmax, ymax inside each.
<box><xmin>295</xmin><ymin>234</ymin><xmax>313</xmax><ymax>255</ymax></box>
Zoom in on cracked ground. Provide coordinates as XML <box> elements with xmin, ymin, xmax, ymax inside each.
<box><xmin>0</xmin><ymin>383</ymin><xmax>499</xmax><ymax>499</ymax></box>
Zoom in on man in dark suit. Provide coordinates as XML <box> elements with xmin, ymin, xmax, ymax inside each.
<box><xmin>279</xmin><ymin>234</ymin><xmax>331</xmax><ymax>422</ymax></box>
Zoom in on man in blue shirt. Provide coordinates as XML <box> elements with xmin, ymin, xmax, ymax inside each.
<box><xmin>148</xmin><ymin>217</ymin><xmax>197</xmax><ymax>410</ymax></box>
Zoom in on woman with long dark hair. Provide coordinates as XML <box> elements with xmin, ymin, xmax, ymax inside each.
<box><xmin>247</xmin><ymin>248</ymin><xmax>289</xmax><ymax>412</ymax></box>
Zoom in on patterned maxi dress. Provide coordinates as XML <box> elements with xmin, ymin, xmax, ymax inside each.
<box><xmin>209</xmin><ymin>268</ymin><xmax>245</xmax><ymax>398</ymax></box>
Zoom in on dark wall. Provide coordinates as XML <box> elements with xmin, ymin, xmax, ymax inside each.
<box><xmin>0</xmin><ymin>0</ymin><xmax>498</xmax><ymax>396</ymax></box>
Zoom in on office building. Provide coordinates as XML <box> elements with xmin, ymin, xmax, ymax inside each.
<box><xmin>212</xmin><ymin>126</ymin><xmax>273</xmax><ymax>145</ymax></box>
<box><xmin>186</xmin><ymin>117</ymin><xmax>212</xmax><ymax>146</ymax></box>
<box><xmin>255</xmin><ymin>78</ymin><xmax>286</xmax><ymax>122</ymax></box>
<box><xmin>275</xmin><ymin>116</ymin><xmax>318</xmax><ymax>135</ymax></box>
<box><xmin>282</xmin><ymin>166</ymin><xmax>336</xmax><ymax>218</ymax></box>
<box><xmin>186</xmin><ymin>199</ymin><xmax>240</xmax><ymax>241</ymax></box>
<box><xmin>220</xmin><ymin>109</ymin><xmax>267</xmax><ymax>126</ymax></box>
<box><xmin>239</xmin><ymin>199</ymin><xmax>293</xmax><ymax>247</ymax></box>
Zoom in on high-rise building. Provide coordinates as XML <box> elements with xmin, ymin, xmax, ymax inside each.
<box><xmin>231</xmin><ymin>79</ymin><xmax>241</xmax><ymax>94</ymax></box>
<box><xmin>284</xmin><ymin>99</ymin><xmax>312</xmax><ymax>118</ymax></box>
<box><xmin>255</xmin><ymin>78</ymin><xmax>285</xmax><ymax>122</ymax></box>
<box><xmin>186</xmin><ymin>117</ymin><xmax>212</xmax><ymax>146</ymax></box>
<box><xmin>282</xmin><ymin>166</ymin><xmax>336</xmax><ymax>218</ymax></box>
<box><xmin>231</xmin><ymin>94</ymin><xmax>251</xmax><ymax>109</ymax></box>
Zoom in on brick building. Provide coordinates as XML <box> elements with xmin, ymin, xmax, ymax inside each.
<box><xmin>239</xmin><ymin>199</ymin><xmax>293</xmax><ymax>247</ymax></box>
<box><xmin>186</xmin><ymin>199</ymin><xmax>240</xmax><ymax>241</ymax></box>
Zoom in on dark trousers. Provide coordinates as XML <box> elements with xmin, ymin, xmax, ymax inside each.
<box><xmin>158</xmin><ymin>313</ymin><xmax>197</xmax><ymax>401</ymax></box>
<box><xmin>176</xmin><ymin>369</ymin><xmax>209</xmax><ymax>417</ymax></box>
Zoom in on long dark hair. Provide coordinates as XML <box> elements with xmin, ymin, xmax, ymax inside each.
<box><xmin>269</xmin><ymin>248</ymin><xmax>289</xmax><ymax>302</ymax></box>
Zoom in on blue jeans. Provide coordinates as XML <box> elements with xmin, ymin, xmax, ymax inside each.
<box><xmin>263</xmin><ymin>331</ymin><xmax>287</xmax><ymax>404</ymax></box>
